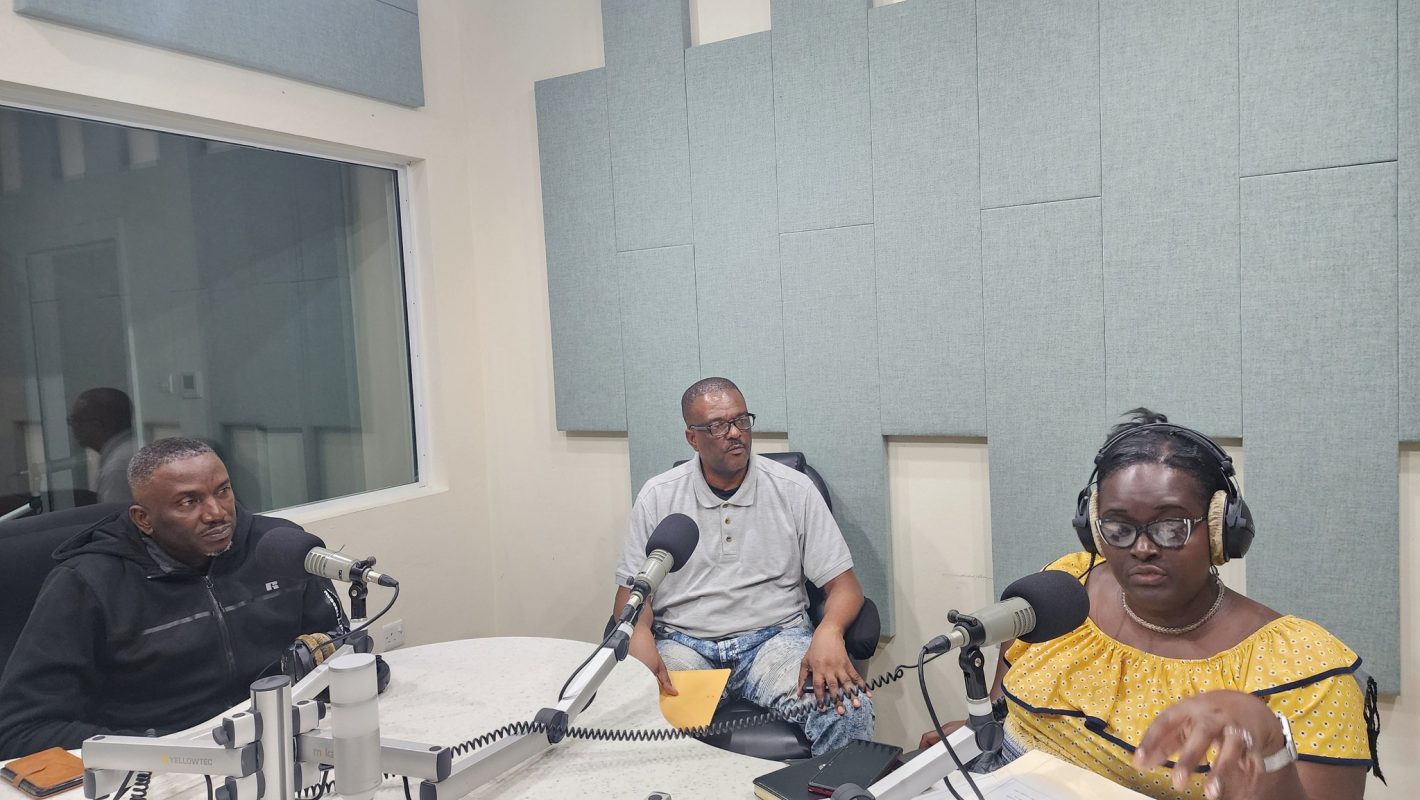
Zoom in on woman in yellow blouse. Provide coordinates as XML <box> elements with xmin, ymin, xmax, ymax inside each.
<box><xmin>929</xmin><ymin>409</ymin><xmax>1380</xmax><ymax>799</ymax></box>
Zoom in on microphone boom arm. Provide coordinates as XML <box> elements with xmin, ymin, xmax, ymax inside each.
<box><xmin>418</xmin><ymin>619</ymin><xmax>638</xmax><ymax>799</ymax></box>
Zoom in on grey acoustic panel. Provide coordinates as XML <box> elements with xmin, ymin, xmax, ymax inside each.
<box><xmin>536</xmin><ymin>70</ymin><xmax>626</xmax><ymax>432</ymax></box>
<box><xmin>602</xmin><ymin>0</ymin><xmax>694</xmax><ymax>251</ymax></box>
<box><xmin>619</xmin><ymin>246</ymin><xmax>703</xmax><ymax>494</ymax></box>
<box><xmin>1240</xmin><ymin>163</ymin><xmax>1399</xmax><ymax>691</ymax></box>
<box><xmin>1239</xmin><ymin>0</ymin><xmax>1396</xmax><ymax>176</ymax></box>
<box><xmin>15</xmin><ymin>0</ymin><xmax>423</xmax><ymax>107</ymax></box>
<box><xmin>684</xmin><ymin>33</ymin><xmax>788</xmax><ymax>433</ymax></box>
<box><xmin>1100</xmin><ymin>0</ymin><xmax>1241</xmax><ymax>435</ymax></box>
<box><xmin>977</xmin><ymin>0</ymin><xmax>1100</xmax><ymax>209</ymax></box>
<box><xmin>869</xmin><ymin>0</ymin><xmax>985</xmax><ymax>436</ymax></box>
<box><xmin>780</xmin><ymin>225</ymin><xmax>893</xmax><ymax>632</ymax></box>
<box><xmin>1402</xmin><ymin>0</ymin><xmax>1420</xmax><ymax>441</ymax></box>
<box><xmin>771</xmin><ymin>0</ymin><xmax>873</xmax><ymax>233</ymax></box>
<box><xmin>982</xmin><ymin>199</ymin><xmax>1106</xmax><ymax>592</ymax></box>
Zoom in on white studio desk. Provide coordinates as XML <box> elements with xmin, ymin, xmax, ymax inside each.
<box><xmin>2</xmin><ymin>636</ymin><xmax>775</xmax><ymax>800</ymax></box>
<box><xmin>0</xmin><ymin>636</ymin><xmax>1148</xmax><ymax>800</ymax></box>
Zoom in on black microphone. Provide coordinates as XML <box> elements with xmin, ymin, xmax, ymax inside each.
<box><xmin>925</xmin><ymin>569</ymin><xmax>1089</xmax><ymax>655</ymax></box>
<box><xmin>619</xmin><ymin>513</ymin><xmax>699</xmax><ymax>622</ymax></box>
<box><xmin>255</xmin><ymin>527</ymin><xmax>399</xmax><ymax>588</ymax></box>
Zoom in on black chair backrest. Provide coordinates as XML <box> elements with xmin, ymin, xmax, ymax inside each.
<box><xmin>674</xmin><ymin>451</ymin><xmax>833</xmax><ymax>513</ymax></box>
<box><xmin>0</xmin><ymin>503</ymin><xmax>125</xmax><ymax>677</ymax></box>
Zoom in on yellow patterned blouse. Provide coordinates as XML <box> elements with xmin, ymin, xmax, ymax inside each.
<box><xmin>1001</xmin><ymin>552</ymin><xmax>1371</xmax><ymax>799</ymax></box>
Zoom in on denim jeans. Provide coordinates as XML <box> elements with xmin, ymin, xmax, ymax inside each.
<box><xmin>654</xmin><ymin>618</ymin><xmax>875</xmax><ymax>757</ymax></box>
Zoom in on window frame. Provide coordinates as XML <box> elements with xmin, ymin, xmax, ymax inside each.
<box><xmin>0</xmin><ymin>96</ymin><xmax>432</xmax><ymax>519</ymax></box>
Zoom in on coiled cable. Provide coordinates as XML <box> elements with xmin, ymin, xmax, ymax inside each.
<box><xmin>449</xmin><ymin>658</ymin><xmax>931</xmax><ymax>755</ymax></box>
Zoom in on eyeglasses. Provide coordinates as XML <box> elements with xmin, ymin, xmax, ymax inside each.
<box><xmin>1094</xmin><ymin>517</ymin><xmax>1204</xmax><ymax>549</ymax></box>
<box><xmin>687</xmin><ymin>413</ymin><xmax>756</xmax><ymax>438</ymax></box>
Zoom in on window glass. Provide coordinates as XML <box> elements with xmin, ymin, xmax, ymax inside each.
<box><xmin>0</xmin><ymin>106</ymin><xmax>417</xmax><ymax>518</ymax></box>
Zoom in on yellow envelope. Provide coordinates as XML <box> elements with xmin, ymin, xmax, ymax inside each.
<box><xmin>658</xmin><ymin>668</ymin><xmax>731</xmax><ymax>729</ymax></box>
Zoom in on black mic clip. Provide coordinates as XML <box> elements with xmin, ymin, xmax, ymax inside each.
<box><xmin>958</xmin><ymin>644</ymin><xmax>1004</xmax><ymax>757</ymax></box>
<box><xmin>924</xmin><ymin>609</ymin><xmax>986</xmax><ymax>655</ymax></box>
<box><xmin>346</xmin><ymin>556</ymin><xmax>379</xmax><ymax>618</ymax></box>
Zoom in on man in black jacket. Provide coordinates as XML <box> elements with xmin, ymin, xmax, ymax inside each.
<box><xmin>0</xmin><ymin>438</ymin><xmax>347</xmax><ymax>758</ymax></box>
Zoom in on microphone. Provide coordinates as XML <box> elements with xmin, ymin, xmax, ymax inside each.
<box><xmin>619</xmin><ymin>513</ymin><xmax>699</xmax><ymax>622</ymax></box>
<box><xmin>256</xmin><ymin>527</ymin><xmax>399</xmax><ymax>587</ymax></box>
<box><xmin>925</xmin><ymin>569</ymin><xmax>1089</xmax><ymax>655</ymax></box>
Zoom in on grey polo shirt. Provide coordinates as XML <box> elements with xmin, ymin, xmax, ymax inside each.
<box><xmin>615</xmin><ymin>453</ymin><xmax>853</xmax><ymax>640</ymax></box>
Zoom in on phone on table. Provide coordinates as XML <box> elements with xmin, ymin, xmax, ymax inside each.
<box><xmin>806</xmin><ymin>740</ymin><xmax>903</xmax><ymax>797</ymax></box>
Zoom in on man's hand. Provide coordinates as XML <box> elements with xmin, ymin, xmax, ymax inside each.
<box><xmin>613</xmin><ymin>584</ymin><xmax>677</xmax><ymax>696</ymax></box>
<box><xmin>628</xmin><ymin>626</ymin><xmax>678</xmax><ymax>696</ymax></box>
<box><xmin>797</xmin><ymin>626</ymin><xmax>866</xmax><ymax>715</ymax></box>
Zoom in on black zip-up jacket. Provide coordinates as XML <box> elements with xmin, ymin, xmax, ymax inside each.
<box><xmin>0</xmin><ymin>506</ymin><xmax>347</xmax><ymax>758</ymax></box>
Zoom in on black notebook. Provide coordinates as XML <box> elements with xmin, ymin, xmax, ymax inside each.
<box><xmin>753</xmin><ymin>740</ymin><xmax>903</xmax><ymax>800</ymax></box>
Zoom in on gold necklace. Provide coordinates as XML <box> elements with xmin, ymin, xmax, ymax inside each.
<box><xmin>1121</xmin><ymin>575</ymin><xmax>1226</xmax><ymax>635</ymax></box>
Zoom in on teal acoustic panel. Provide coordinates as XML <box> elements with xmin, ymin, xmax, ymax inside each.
<box><xmin>685</xmin><ymin>33</ymin><xmax>788</xmax><ymax>433</ymax></box>
<box><xmin>620</xmin><ymin>246</ymin><xmax>703</xmax><ymax>494</ymax></box>
<box><xmin>1240</xmin><ymin>163</ymin><xmax>1399</xmax><ymax>691</ymax></box>
<box><xmin>15</xmin><ymin>0</ymin><xmax>423</xmax><ymax>107</ymax></box>
<box><xmin>780</xmin><ymin>225</ymin><xmax>893</xmax><ymax>632</ymax></box>
<box><xmin>1402</xmin><ymin>0</ymin><xmax>1420</xmax><ymax>441</ymax></box>
<box><xmin>982</xmin><ymin>199</ymin><xmax>1106</xmax><ymax>592</ymax></box>
<box><xmin>1100</xmin><ymin>0</ymin><xmax>1241</xmax><ymax>436</ymax></box>
<box><xmin>536</xmin><ymin>70</ymin><xmax>626</xmax><ymax>432</ymax></box>
<box><xmin>771</xmin><ymin>0</ymin><xmax>873</xmax><ymax>233</ymax></box>
<box><xmin>977</xmin><ymin>0</ymin><xmax>1100</xmax><ymax>209</ymax></box>
<box><xmin>602</xmin><ymin>0</ymin><xmax>694</xmax><ymax>251</ymax></box>
<box><xmin>1239</xmin><ymin>0</ymin><xmax>1396</xmax><ymax>176</ymax></box>
<box><xmin>869</xmin><ymin>0</ymin><xmax>984</xmax><ymax>436</ymax></box>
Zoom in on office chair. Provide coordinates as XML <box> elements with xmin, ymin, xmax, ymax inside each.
<box><xmin>0</xmin><ymin>503</ymin><xmax>125</xmax><ymax>677</ymax></box>
<box><xmin>675</xmin><ymin>451</ymin><xmax>882</xmax><ymax>761</ymax></box>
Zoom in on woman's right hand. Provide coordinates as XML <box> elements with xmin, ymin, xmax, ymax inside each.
<box><xmin>918</xmin><ymin>720</ymin><xmax>966</xmax><ymax>750</ymax></box>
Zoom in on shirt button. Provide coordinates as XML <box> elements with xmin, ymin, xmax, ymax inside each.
<box><xmin>726</xmin><ymin>536</ymin><xmax>733</xmax><ymax>543</ymax></box>
<box><xmin>721</xmin><ymin>503</ymin><xmax>729</xmax><ymax>508</ymax></box>
<box><xmin>724</xmin><ymin>517</ymin><xmax>731</xmax><ymax>524</ymax></box>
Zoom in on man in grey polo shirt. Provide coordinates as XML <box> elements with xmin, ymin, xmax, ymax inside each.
<box><xmin>612</xmin><ymin>377</ymin><xmax>873</xmax><ymax>756</ymax></box>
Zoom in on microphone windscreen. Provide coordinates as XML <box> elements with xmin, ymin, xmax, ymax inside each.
<box><xmin>645</xmin><ymin>513</ymin><xmax>699</xmax><ymax>572</ymax></box>
<box><xmin>253</xmin><ymin>526</ymin><xmax>324</xmax><ymax>577</ymax></box>
<box><xmin>1001</xmin><ymin>569</ymin><xmax>1090</xmax><ymax>643</ymax></box>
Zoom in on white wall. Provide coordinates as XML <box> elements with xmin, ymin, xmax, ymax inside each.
<box><xmin>0</xmin><ymin>1</ymin><xmax>1412</xmax><ymax>795</ymax></box>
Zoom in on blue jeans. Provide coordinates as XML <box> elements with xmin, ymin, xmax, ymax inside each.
<box><xmin>654</xmin><ymin>618</ymin><xmax>875</xmax><ymax>757</ymax></box>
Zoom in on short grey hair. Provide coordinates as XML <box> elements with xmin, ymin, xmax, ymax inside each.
<box><xmin>127</xmin><ymin>437</ymin><xmax>216</xmax><ymax>490</ymax></box>
<box><xmin>680</xmin><ymin>377</ymin><xmax>742</xmax><ymax>423</ymax></box>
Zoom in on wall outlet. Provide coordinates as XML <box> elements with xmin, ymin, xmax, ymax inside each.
<box><xmin>381</xmin><ymin>619</ymin><xmax>404</xmax><ymax>652</ymax></box>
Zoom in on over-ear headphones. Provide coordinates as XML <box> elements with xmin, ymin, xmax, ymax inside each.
<box><xmin>282</xmin><ymin>630</ymin><xmax>391</xmax><ymax>694</ymax></box>
<box><xmin>1072</xmin><ymin>422</ymin><xmax>1254</xmax><ymax>565</ymax></box>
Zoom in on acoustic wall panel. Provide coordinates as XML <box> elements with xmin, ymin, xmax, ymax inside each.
<box><xmin>536</xmin><ymin>70</ymin><xmax>626</xmax><ymax>432</ymax></box>
<box><xmin>1100</xmin><ymin>0</ymin><xmax>1241</xmax><ymax>435</ymax></box>
<box><xmin>982</xmin><ymin>200</ymin><xmax>1106</xmax><ymax>591</ymax></box>
<box><xmin>619</xmin><ymin>246</ymin><xmax>703</xmax><ymax>494</ymax></box>
<box><xmin>15</xmin><ymin>0</ymin><xmax>424</xmax><ymax>107</ymax></box>
<box><xmin>780</xmin><ymin>225</ymin><xmax>893</xmax><ymax>631</ymax></box>
<box><xmin>1402</xmin><ymin>0</ymin><xmax>1420</xmax><ymax>441</ymax></box>
<box><xmin>684</xmin><ymin>33</ymin><xmax>788</xmax><ymax>433</ymax></box>
<box><xmin>1239</xmin><ymin>0</ymin><xmax>1396</xmax><ymax>176</ymax></box>
<box><xmin>869</xmin><ymin>0</ymin><xmax>985</xmax><ymax>436</ymax></box>
<box><xmin>602</xmin><ymin>0</ymin><xmax>695</xmax><ymax>251</ymax></box>
<box><xmin>977</xmin><ymin>0</ymin><xmax>1100</xmax><ymax>209</ymax></box>
<box><xmin>771</xmin><ymin>0</ymin><xmax>873</xmax><ymax>233</ymax></box>
<box><xmin>1240</xmin><ymin>163</ymin><xmax>1399</xmax><ymax>691</ymax></box>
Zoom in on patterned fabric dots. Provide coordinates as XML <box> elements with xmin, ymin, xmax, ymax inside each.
<box><xmin>1001</xmin><ymin>553</ymin><xmax>1370</xmax><ymax>800</ymax></box>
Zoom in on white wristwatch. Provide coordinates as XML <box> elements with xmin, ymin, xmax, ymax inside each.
<box><xmin>1261</xmin><ymin>712</ymin><xmax>1298</xmax><ymax>773</ymax></box>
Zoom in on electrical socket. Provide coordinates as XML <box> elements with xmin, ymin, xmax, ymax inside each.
<box><xmin>381</xmin><ymin>619</ymin><xmax>404</xmax><ymax>652</ymax></box>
